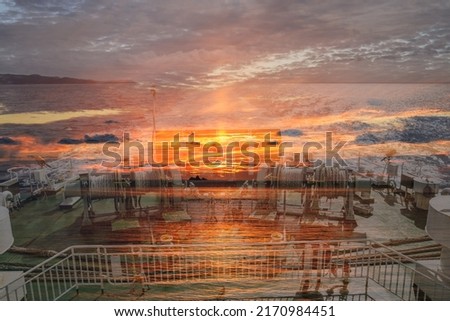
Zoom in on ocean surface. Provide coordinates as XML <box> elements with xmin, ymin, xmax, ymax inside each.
<box><xmin>0</xmin><ymin>82</ymin><xmax>449</xmax><ymax>181</ymax></box>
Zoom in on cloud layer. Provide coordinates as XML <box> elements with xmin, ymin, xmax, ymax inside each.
<box><xmin>1</xmin><ymin>0</ymin><xmax>449</xmax><ymax>85</ymax></box>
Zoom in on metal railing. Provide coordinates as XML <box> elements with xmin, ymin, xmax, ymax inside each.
<box><xmin>219</xmin><ymin>293</ymin><xmax>375</xmax><ymax>301</ymax></box>
<box><xmin>1</xmin><ymin>240</ymin><xmax>449</xmax><ymax>301</ymax></box>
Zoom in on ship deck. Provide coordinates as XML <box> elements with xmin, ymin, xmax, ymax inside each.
<box><xmin>2</xmin><ymin>186</ymin><xmax>435</xmax><ymax>252</ymax></box>
<box><xmin>1</xmin><ymin>185</ymin><xmax>446</xmax><ymax>301</ymax></box>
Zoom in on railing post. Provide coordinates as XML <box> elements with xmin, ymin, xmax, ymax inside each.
<box><xmin>70</xmin><ymin>247</ymin><xmax>79</xmax><ymax>293</ymax></box>
<box><xmin>97</xmin><ymin>247</ymin><xmax>105</xmax><ymax>293</ymax></box>
<box><xmin>5</xmin><ymin>284</ymin><xmax>10</xmax><ymax>301</ymax></box>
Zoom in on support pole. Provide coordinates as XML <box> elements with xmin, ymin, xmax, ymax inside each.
<box><xmin>80</xmin><ymin>173</ymin><xmax>93</xmax><ymax>232</ymax></box>
<box><xmin>283</xmin><ymin>190</ymin><xmax>287</xmax><ymax>241</ymax></box>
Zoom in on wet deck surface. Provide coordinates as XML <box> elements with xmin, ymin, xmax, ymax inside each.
<box><xmin>1</xmin><ymin>186</ymin><xmax>433</xmax><ymax>268</ymax></box>
<box><xmin>1</xmin><ymin>186</ymin><xmax>440</xmax><ymax>302</ymax></box>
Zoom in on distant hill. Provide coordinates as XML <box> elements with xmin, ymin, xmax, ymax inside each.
<box><xmin>0</xmin><ymin>73</ymin><xmax>135</xmax><ymax>85</ymax></box>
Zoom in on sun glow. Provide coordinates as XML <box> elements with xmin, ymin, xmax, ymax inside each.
<box><xmin>0</xmin><ymin>109</ymin><xmax>122</xmax><ymax>125</ymax></box>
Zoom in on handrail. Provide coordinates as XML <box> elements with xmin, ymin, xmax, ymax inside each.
<box><xmin>2</xmin><ymin>239</ymin><xmax>449</xmax><ymax>301</ymax></box>
<box><xmin>15</xmin><ymin>247</ymin><xmax>73</xmax><ymax>276</ymax></box>
<box><xmin>371</xmin><ymin>240</ymin><xmax>450</xmax><ymax>284</ymax></box>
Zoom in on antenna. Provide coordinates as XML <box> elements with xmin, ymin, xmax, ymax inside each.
<box><xmin>150</xmin><ymin>85</ymin><xmax>157</xmax><ymax>144</ymax></box>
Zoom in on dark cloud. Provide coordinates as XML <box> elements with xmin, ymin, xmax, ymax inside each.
<box><xmin>355</xmin><ymin>116</ymin><xmax>450</xmax><ymax>145</ymax></box>
<box><xmin>57</xmin><ymin>138</ymin><xmax>83</xmax><ymax>145</ymax></box>
<box><xmin>0</xmin><ymin>136</ymin><xmax>19</xmax><ymax>145</ymax></box>
<box><xmin>279</xmin><ymin>129</ymin><xmax>303</xmax><ymax>137</ymax></box>
<box><xmin>0</xmin><ymin>0</ymin><xmax>449</xmax><ymax>84</ymax></box>
<box><xmin>58</xmin><ymin>134</ymin><xmax>120</xmax><ymax>144</ymax></box>
<box><xmin>400</xmin><ymin>116</ymin><xmax>450</xmax><ymax>143</ymax></box>
<box><xmin>84</xmin><ymin>133</ymin><xmax>118</xmax><ymax>144</ymax></box>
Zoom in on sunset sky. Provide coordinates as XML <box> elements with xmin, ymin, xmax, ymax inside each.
<box><xmin>1</xmin><ymin>1</ymin><xmax>450</xmax><ymax>174</ymax></box>
<box><xmin>1</xmin><ymin>0</ymin><xmax>450</xmax><ymax>85</ymax></box>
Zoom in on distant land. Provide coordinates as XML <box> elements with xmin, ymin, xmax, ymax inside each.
<box><xmin>0</xmin><ymin>73</ymin><xmax>135</xmax><ymax>85</ymax></box>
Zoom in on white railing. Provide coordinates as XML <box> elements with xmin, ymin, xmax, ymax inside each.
<box><xmin>1</xmin><ymin>240</ymin><xmax>449</xmax><ymax>301</ymax></box>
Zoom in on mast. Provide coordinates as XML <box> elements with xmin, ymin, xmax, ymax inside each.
<box><xmin>150</xmin><ymin>85</ymin><xmax>157</xmax><ymax>144</ymax></box>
